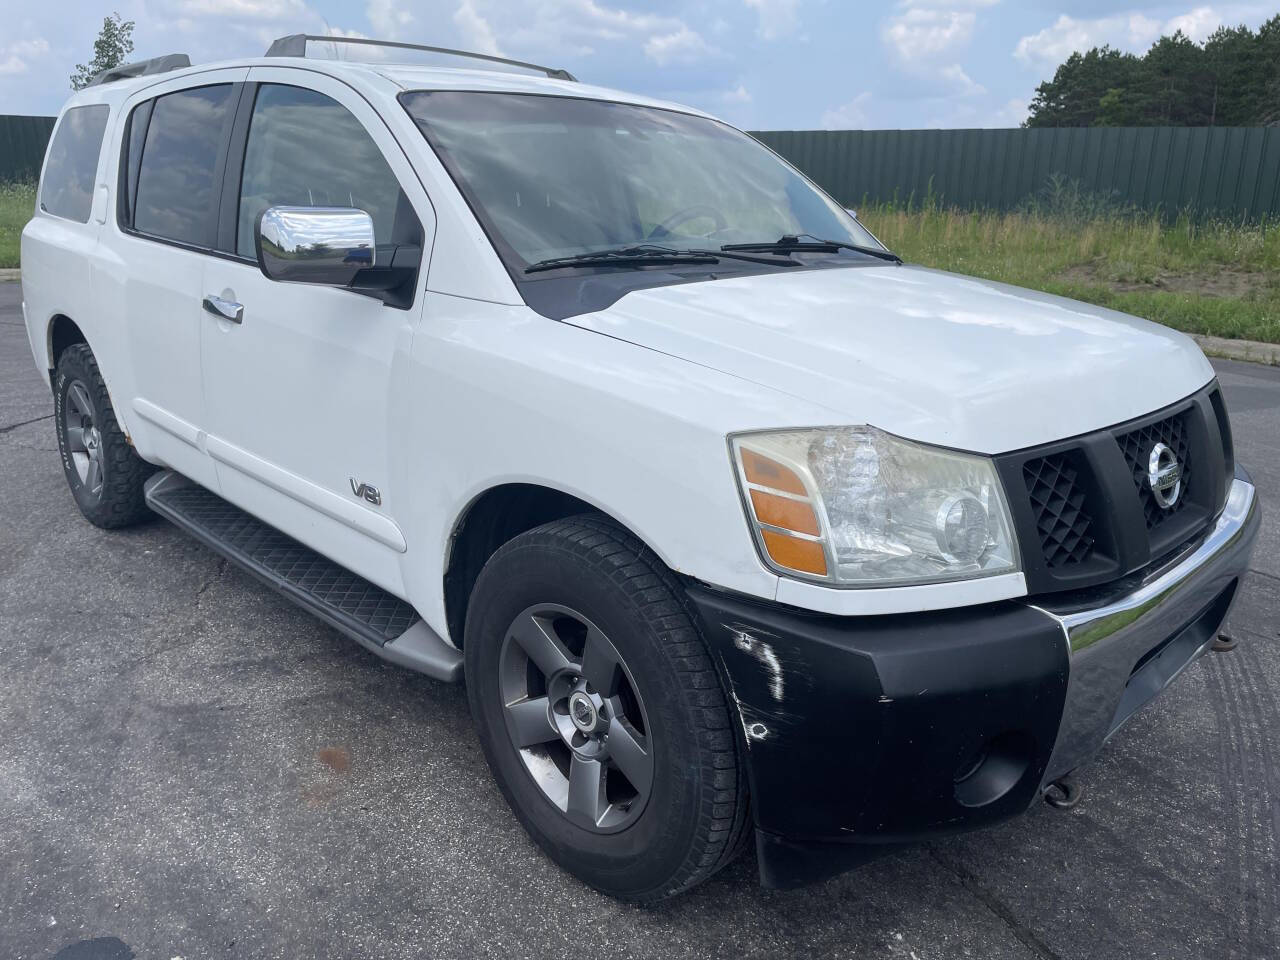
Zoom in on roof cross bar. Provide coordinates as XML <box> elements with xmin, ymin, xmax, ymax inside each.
<box><xmin>87</xmin><ymin>53</ymin><xmax>191</xmax><ymax>87</ymax></box>
<box><xmin>264</xmin><ymin>34</ymin><xmax>577</xmax><ymax>82</ymax></box>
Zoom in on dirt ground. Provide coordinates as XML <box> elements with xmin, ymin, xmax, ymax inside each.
<box><xmin>1061</xmin><ymin>262</ymin><xmax>1273</xmax><ymax>299</ymax></box>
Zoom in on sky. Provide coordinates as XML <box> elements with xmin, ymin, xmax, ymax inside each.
<box><xmin>0</xmin><ymin>1</ymin><xmax>1276</xmax><ymax>128</ymax></box>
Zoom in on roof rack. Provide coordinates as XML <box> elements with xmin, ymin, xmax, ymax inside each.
<box><xmin>264</xmin><ymin>34</ymin><xmax>577</xmax><ymax>82</ymax></box>
<box><xmin>87</xmin><ymin>53</ymin><xmax>191</xmax><ymax>87</ymax></box>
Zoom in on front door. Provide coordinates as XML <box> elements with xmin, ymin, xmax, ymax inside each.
<box><xmin>200</xmin><ymin>71</ymin><xmax>433</xmax><ymax>593</ymax></box>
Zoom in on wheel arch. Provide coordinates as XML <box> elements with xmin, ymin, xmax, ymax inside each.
<box><xmin>48</xmin><ymin>313</ymin><xmax>88</xmax><ymax>372</ymax></box>
<box><xmin>443</xmin><ymin>481</ymin><xmax>668</xmax><ymax>648</ymax></box>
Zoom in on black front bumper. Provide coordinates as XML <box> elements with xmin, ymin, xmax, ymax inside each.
<box><xmin>688</xmin><ymin>587</ymin><xmax>1070</xmax><ymax>888</ymax></box>
<box><xmin>686</xmin><ymin>478</ymin><xmax>1259</xmax><ymax>889</ymax></box>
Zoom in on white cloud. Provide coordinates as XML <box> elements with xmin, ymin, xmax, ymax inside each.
<box><xmin>721</xmin><ymin>83</ymin><xmax>752</xmax><ymax>104</ymax></box>
<box><xmin>1165</xmin><ymin>6</ymin><xmax>1223</xmax><ymax>42</ymax></box>
<box><xmin>821</xmin><ymin>92</ymin><xmax>871</xmax><ymax>129</ymax></box>
<box><xmin>992</xmin><ymin>96</ymin><xmax>1028</xmax><ymax>126</ymax></box>
<box><xmin>744</xmin><ymin>0</ymin><xmax>800</xmax><ymax>40</ymax></box>
<box><xmin>454</xmin><ymin>0</ymin><xmax>503</xmax><ymax>56</ymax></box>
<box><xmin>883</xmin><ymin>7</ymin><xmax>977</xmax><ymax>60</ymax></box>
<box><xmin>168</xmin><ymin>0</ymin><xmax>306</xmax><ymax>17</ymax></box>
<box><xmin>499</xmin><ymin>0</ymin><xmax>711</xmax><ymax>66</ymax></box>
<box><xmin>367</xmin><ymin>0</ymin><xmax>413</xmax><ymax>38</ymax></box>
<box><xmin>0</xmin><ymin>37</ymin><xmax>49</xmax><ymax>76</ymax></box>
<box><xmin>1012</xmin><ymin>5</ymin><xmax>1260</xmax><ymax>70</ymax></box>
<box><xmin>644</xmin><ymin>25</ymin><xmax>711</xmax><ymax>65</ymax></box>
<box><xmin>880</xmin><ymin>1</ymin><xmax>994</xmax><ymax>104</ymax></box>
<box><xmin>1014</xmin><ymin>13</ymin><xmax>1161</xmax><ymax>67</ymax></box>
<box><xmin>939</xmin><ymin>63</ymin><xmax>985</xmax><ymax>96</ymax></box>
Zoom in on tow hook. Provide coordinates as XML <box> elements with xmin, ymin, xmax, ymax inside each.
<box><xmin>1043</xmin><ymin>775</ymin><xmax>1082</xmax><ymax>810</ymax></box>
<box><xmin>1212</xmin><ymin>631</ymin><xmax>1238</xmax><ymax>653</ymax></box>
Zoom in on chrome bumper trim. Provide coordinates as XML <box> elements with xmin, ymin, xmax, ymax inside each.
<box><xmin>1030</xmin><ymin>478</ymin><xmax>1259</xmax><ymax>784</ymax></box>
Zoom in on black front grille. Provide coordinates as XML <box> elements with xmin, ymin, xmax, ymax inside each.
<box><xmin>994</xmin><ymin>381</ymin><xmax>1232</xmax><ymax>595</ymax></box>
<box><xmin>1116</xmin><ymin>412</ymin><xmax>1192</xmax><ymax>529</ymax></box>
<box><xmin>1023</xmin><ymin>453</ymin><xmax>1095</xmax><ymax>567</ymax></box>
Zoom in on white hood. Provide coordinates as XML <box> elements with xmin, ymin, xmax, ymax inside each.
<box><xmin>563</xmin><ymin>264</ymin><xmax>1215</xmax><ymax>454</ymax></box>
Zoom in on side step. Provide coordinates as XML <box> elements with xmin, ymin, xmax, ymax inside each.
<box><xmin>144</xmin><ymin>471</ymin><xmax>463</xmax><ymax>682</ymax></box>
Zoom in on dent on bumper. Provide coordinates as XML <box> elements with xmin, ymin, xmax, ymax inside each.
<box><xmin>686</xmin><ymin>478</ymin><xmax>1259</xmax><ymax>889</ymax></box>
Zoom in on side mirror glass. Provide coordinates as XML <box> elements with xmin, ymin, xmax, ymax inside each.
<box><xmin>256</xmin><ymin>206</ymin><xmax>376</xmax><ymax>286</ymax></box>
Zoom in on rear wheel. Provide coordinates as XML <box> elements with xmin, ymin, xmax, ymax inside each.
<box><xmin>464</xmin><ymin>516</ymin><xmax>750</xmax><ymax>902</ymax></box>
<box><xmin>54</xmin><ymin>343</ymin><xmax>155</xmax><ymax>529</ymax></box>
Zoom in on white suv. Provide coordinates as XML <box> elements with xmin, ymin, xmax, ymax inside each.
<box><xmin>22</xmin><ymin>35</ymin><xmax>1260</xmax><ymax>901</ymax></box>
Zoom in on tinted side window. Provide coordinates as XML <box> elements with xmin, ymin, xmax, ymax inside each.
<box><xmin>134</xmin><ymin>85</ymin><xmax>234</xmax><ymax>247</ymax></box>
<box><xmin>117</xmin><ymin>99</ymin><xmax>153</xmax><ymax>228</ymax></box>
<box><xmin>40</xmin><ymin>105</ymin><xmax>110</xmax><ymax>223</ymax></box>
<box><xmin>237</xmin><ymin>84</ymin><xmax>412</xmax><ymax>258</ymax></box>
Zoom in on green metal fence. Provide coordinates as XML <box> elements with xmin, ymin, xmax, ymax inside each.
<box><xmin>751</xmin><ymin>126</ymin><xmax>1280</xmax><ymax>222</ymax></box>
<box><xmin>5</xmin><ymin>113</ymin><xmax>1280</xmax><ymax>221</ymax></box>
<box><xmin>0</xmin><ymin>114</ymin><xmax>55</xmax><ymax>183</ymax></box>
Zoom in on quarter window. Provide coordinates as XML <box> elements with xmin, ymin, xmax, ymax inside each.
<box><xmin>133</xmin><ymin>84</ymin><xmax>235</xmax><ymax>248</ymax></box>
<box><xmin>39</xmin><ymin>105</ymin><xmax>110</xmax><ymax>223</ymax></box>
<box><xmin>236</xmin><ymin>84</ymin><xmax>412</xmax><ymax>259</ymax></box>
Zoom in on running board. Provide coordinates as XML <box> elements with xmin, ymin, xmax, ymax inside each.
<box><xmin>144</xmin><ymin>471</ymin><xmax>463</xmax><ymax>682</ymax></box>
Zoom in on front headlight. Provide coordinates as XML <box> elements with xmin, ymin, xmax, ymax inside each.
<box><xmin>730</xmin><ymin>426</ymin><xmax>1020</xmax><ymax>587</ymax></box>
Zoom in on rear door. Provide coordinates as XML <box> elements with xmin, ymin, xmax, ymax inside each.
<box><xmin>110</xmin><ymin>71</ymin><xmax>247</xmax><ymax>488</ymax></box>
<box><xmin>199</xmin><ymin>69</ymin><xmax>435</xmax><ymax>593</ymax></box>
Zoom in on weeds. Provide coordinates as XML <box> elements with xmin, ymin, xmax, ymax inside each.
<box><xmin>3</xmin><ymin>174</ymin><xmax>1278</xmax><ymax>343</ymax></box>
<box><xmin>861</xmin><ymin>186</ymin><xmax>1280</xmax><ymax>344</ymax></box>
<box><xmin>0</xmin><ymin>181</ymin><xmax>36</xmax><ymax>269</ymax></box>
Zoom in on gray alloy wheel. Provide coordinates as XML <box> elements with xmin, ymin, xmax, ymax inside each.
<box><xmin>53</xmin><ymin>343</ymin><xmax>156</xmax><ymax>529</ymax></box>
<box><xmin>63</xmin><ymin>379</ymin><xmax>105</xmax><ymax>503</ymax></box>
<box><xmin>499</xmin><ymin>602</ymin><xmax>654</xmax><ymax>832</ymax></box>
<box><xmin>465</xmin><ymin>515</ymin><xmax>751</xmax><ymax>901</ymax></box>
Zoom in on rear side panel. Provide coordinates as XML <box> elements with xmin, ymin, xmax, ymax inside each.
<box><xmin>21</xmin><ymin>94</ymin><xmax>116</xmax><ymax>386</ymax></box>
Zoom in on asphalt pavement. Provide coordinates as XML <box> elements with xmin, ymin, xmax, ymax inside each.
<box><xmin>2</xmin><ymin>279</ymin><xmax>1278</xmax><ymax>960</ymax></box>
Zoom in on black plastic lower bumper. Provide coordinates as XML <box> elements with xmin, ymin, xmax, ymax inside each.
<box><xmin>687</xmin><ymin>586</ymin><xmax>1071</xmax><ymax>888</ymax></box>
<box><xmin>687</xmin><ymin>472</ymin><xmax>1257</xmax><ymax>890</ymax></box>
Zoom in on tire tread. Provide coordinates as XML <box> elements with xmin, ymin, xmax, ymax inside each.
<box><xmin>55</xmin><ymin>343</ymin><xmax>155</xmax><ymax>529</ymax></box>
<box><xmin>482</xmin><ymin>515</ymin><xmax>751</xmax><ymax>901</ymax></box>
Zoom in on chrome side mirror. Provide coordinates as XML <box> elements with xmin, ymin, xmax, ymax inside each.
<box><xmin>256</xmin><ymin>206</ymin><xmax>376</xmax><ymax>287</ymax></box>
<box><xmin>845</xmin><ymin>207</ymin><xmax>859</xmax><ymax>221</ymax></box>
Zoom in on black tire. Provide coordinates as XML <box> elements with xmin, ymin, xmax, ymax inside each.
<box><xmin>53</xmin><ymin>343</ymin><xmax>156</xmax><ymax>529</ymax></box>
<box><xmin>464</xmin><ymin>516</ymin><xmax>750</xmax><ymax>902</ymax></box>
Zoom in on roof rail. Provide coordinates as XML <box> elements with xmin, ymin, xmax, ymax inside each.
<box><xmin>264</xmin><ymin>34</ymin><xmax>577</xmax><ymax>82</ymax></box>
<box><xmin>87</xmin><ymin>53</ymin><xmax>191</xmax><ymax>87</ymax></box>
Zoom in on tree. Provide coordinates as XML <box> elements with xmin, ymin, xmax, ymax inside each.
<box><xmin>1025</xmin><ymin>15</ymin><xmax>1280</xmax><ymax>127</ymax></box>
<box><xmin>70</xmin><ymin>13</ymin><xmax>135</xmax><ymax>90</ymax></box>
<box><xmin>1025</xmin><ymin>47</ymin><xmax>1144</xmax><ymax>127</ymax></box>
<box><xmin>1143</xmin><ymin>31</ymin><xmax>1212</xmax><ymax>124</ymax></box>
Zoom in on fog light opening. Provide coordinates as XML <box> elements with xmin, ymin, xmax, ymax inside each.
<box><xmin>953</xmin><ymin>731</ymin><xmax>1034</xmax><ymax>809</ymax></box>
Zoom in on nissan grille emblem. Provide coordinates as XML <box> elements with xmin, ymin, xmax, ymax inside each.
<box><xmin>1147</xmin><ymin>442</ymin><xmax>1182</xmax><ymax>509</ymax></box>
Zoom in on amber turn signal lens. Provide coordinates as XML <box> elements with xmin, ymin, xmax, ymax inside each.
<box><xmin>760</xmin><ymin>529</ymin><xmax>828</xmax><ymax>576</ymax></box>
<box><xmin>750</xmin><ymin>489</ymin><xmax>820</xmax><ymax>536</ymax></box>
<box><xmin>740</xmin><ymin>448</ymin><xmax>808</xmax><ymax>496</ymax></box>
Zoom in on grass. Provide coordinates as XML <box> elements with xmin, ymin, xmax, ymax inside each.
<box><xmin>3</xmin><ymin>173</ymin><xmax>1278</xmax><ymax>343</ymax></box>
<box><xmin>859</xmin><ymin>197</ymin><xmax>1280</xmax><ymax>344</ymax></box>
<box><xmin>0</xmin><ymin>181</ymin><xmax>35</xmax><ymax>269</ymax></box>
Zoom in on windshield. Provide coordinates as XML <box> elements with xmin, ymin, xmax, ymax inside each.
<box><xmin>400</xmin><ymin>91</ymin><xmax>884</xmax><ymax>271</ymax></box>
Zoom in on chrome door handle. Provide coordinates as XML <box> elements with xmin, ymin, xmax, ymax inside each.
<box><xmin>202</xmin><ymin>295</ymin><xmax>243</xmax><ymax>324</ymax></box>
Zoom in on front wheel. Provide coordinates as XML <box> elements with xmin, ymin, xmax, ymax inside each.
<box><xmin>464</xmin><ymin>516</ymin><xmax>750</xmax><ymax>902</ymax></box>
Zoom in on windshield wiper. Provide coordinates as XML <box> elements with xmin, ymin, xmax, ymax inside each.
<box><xmin>722</xmin><ymin>234</ymin><xmax>903</xmax><ymax>263</ymax></box>
<box><xmin>524</xmin><ymin>244</ymin><xmax>799</xmax><ymax>274</ymax></box>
